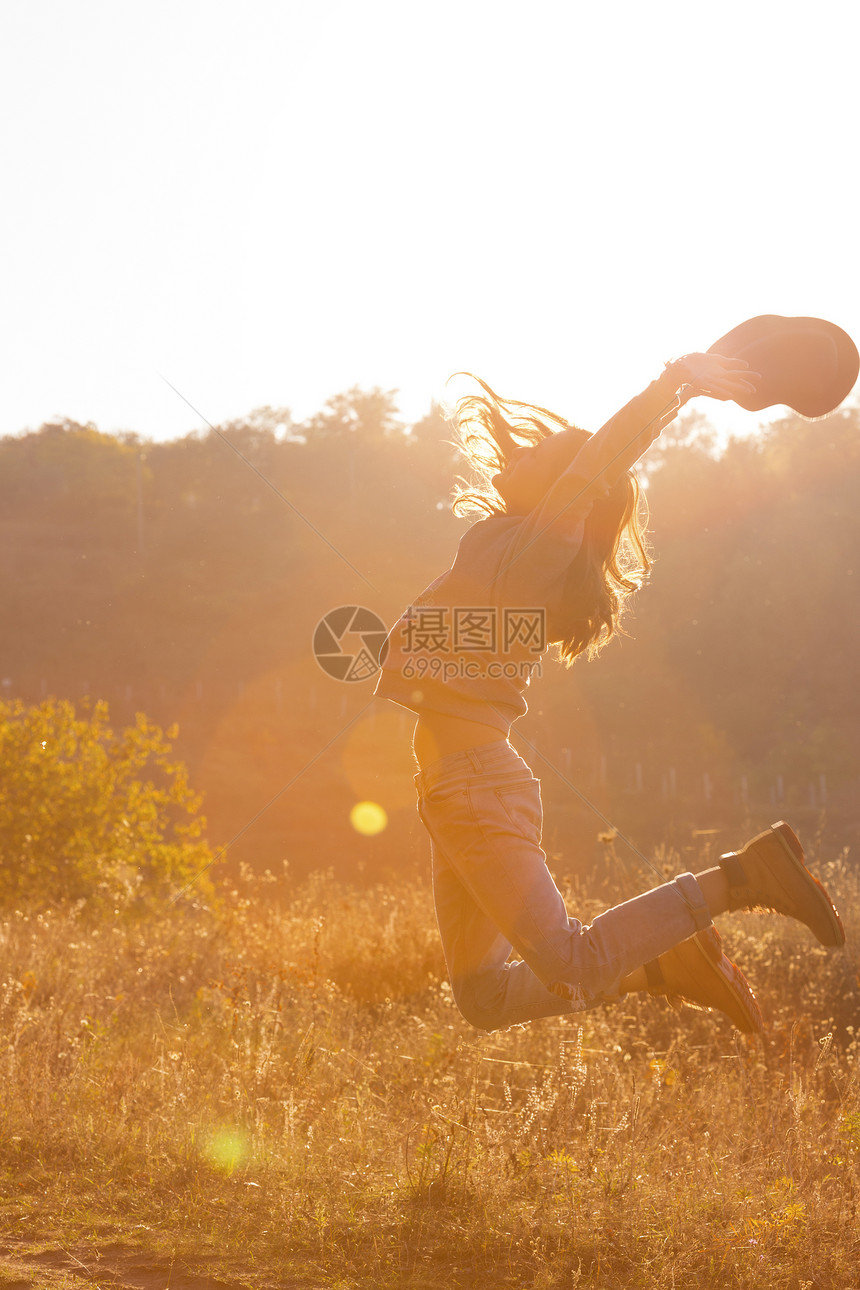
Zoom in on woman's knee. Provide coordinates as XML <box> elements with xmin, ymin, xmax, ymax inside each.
<box><xmin>450</xmin><ymin>974</ymin><xmax>506</xmax><ymax>1032</ymax></box>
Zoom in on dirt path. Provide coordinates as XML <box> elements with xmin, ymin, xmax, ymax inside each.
<box><xmin>0</xmin><ymin>1244</ymin><xmax>255</xmax><ymax>1290</ymax></box>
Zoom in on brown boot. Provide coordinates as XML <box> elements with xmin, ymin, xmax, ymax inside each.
<box><xmin>645</xmin><ymin>926</ymin><xmax>763</xmax><ymax>1035</ymax></box>
<box><xmin>719</xmin><ymin>822</ymin><xmax>845</xmax><ymax>947</ymax></box>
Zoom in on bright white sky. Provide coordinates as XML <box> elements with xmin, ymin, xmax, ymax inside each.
<box><xmin>2</xmin><ymin>0</ymin><xmax>858</xmax><ymax>442</ymax></box>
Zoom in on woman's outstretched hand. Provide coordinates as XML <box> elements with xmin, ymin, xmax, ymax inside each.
<box><xmin>670</xmin><ymin>352</ymin><xmax>760</xmax><ymax>403</ymax></box>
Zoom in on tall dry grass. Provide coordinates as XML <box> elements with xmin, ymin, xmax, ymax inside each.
<box><xmin>1</xmin><ymin>846</ymin><xmax>858</xmax><ymax>1289</ymax></box>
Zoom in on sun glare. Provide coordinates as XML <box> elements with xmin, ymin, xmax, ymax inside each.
<box><xmin>350</xmin><ymin>800</ymin><xmax>388</xmax><ymax>836</ymax></box>
<box><xmin>202</xmin><ymin>1126</ymin><xmax>251</xmax><ymax>1175</ymax></box>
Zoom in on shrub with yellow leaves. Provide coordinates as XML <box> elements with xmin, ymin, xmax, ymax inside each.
<box><xmin>0</xmin><ymin>697</ymin><xmax>213</xmax><ymax>910</ymax></box>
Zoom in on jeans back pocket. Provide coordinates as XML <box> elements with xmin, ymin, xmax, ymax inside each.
<box><xmin>494</xmin><ymin>778</ymin><xmax>542</xmax><ymax>846</ymax></box>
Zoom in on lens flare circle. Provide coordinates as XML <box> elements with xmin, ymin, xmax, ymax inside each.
<box><xmin>203</xmin><ymin>1126</ymin><xmax>250</xmax><ymax>1174</ymax></box>
<box><xmin>350</xmin><ymin>800</ymin><xmax>388</xmax><ymax>836</ymax></box>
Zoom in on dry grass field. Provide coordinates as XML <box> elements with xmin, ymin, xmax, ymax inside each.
<box><xmin>1</xmin><ymin>842</ymin><xmax>859</xmax><ymax>1290</ymax></box>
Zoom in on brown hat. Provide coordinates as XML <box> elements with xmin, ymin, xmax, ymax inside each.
<box><xmin>707</xmin><ymin>314</ymin><xmax>859</xmax><ymax>419</ymax></box>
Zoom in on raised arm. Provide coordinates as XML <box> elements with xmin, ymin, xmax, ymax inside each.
<box><xmin>565</xmin><ymin>353</ymin><xmax>758</xmax><ymax>493</ymax></box>
<box><xmin>528</xmin><ymin>352</ymin><xmax>759</xmax><ymax>533</ymax></box>
<box><xmin>490</xmin><ymin>353</ymin><xmax>759</xmax><ymax>595</ymax></box>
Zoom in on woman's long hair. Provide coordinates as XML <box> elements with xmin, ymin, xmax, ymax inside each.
<box><xmin>447</xmin><ymin>375</ymin><xmax>651</xmax><ymax>664</ymax></box>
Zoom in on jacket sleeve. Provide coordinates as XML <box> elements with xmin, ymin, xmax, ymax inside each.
<box><xmin>560</xmin><ymin>367</ymin><xmax>684</xmax><ymax>493</ymax></box>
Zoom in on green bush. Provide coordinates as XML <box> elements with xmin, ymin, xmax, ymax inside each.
<box><xmin>0</xmin><ymin>698</ymin><xmax>214</xmax><ymax>910</ymax></box>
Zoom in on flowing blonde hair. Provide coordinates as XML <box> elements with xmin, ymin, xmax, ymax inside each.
<box><xmin>447</xmin><ymin>375</ymin><xmax>651</xmax><ymax>663</ymax></box>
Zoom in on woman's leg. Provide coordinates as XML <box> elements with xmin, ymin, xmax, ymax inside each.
<box><xmin>426</xmin><ymin>811</ymin><xmax>580</xmax><ymax>1029</ymax></box>
<box><xmin>416</xmin><ymin>746</ymin><xmax>713</xmax><ymax>1029</ymax></box>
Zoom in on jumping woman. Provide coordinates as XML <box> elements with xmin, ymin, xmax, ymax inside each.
<box><xmin>374</xmin><ymin>353</ymin><xmax>846</xmax><ymax>1034</ymax></box>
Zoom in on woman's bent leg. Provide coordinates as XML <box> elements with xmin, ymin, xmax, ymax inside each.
<box><xmin>417</xmin><ymin>747</ymin><xmax>712</xmax><ymax>1026</ymax></box>
<box><xmin>429</xmin><ymin>826</ymin><xmax>580</xmax><ymax>1030</ymax></box>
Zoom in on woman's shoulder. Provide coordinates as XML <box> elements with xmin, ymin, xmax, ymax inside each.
<box><xmin>457</xmin><ymin>513</ymin><xmax>521</xmax><ymax>546</ymax></box>
<box><xmin>452</xmin><ymin>514</ymin><xmax>522</xmax><ymax>564</ymax></box>
<box><xmin>443</xmin><ymin>515</ymin><xmax>531</xmax><ymax>597</ymax></box>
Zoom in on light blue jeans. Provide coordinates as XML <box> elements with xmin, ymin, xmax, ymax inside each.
<box><xmin>415</xmin><ymin>739</ymin><xmax>712</xmax><ymax>1031</ymax></box>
